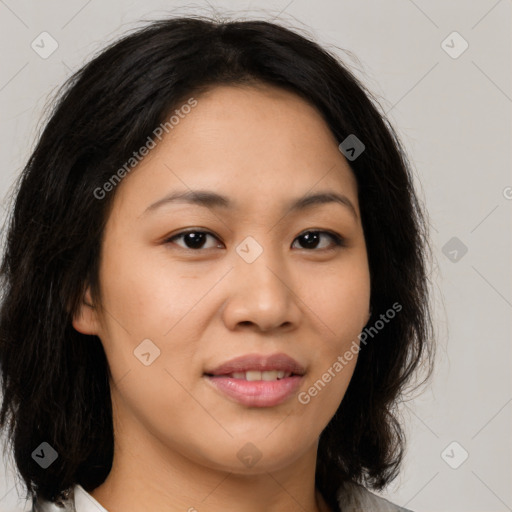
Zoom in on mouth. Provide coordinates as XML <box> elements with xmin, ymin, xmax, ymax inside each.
<box><xmin>203</xmin><ymin>353</ymin><xmax>306</xmax><ymax>407</ymax></box>
<box><xmin>204</xmin><ymin>352</ymin><xmax>306</xmax><ymax>377</ymax></box>
<box><xmin>204</xmin><ymin>370</ymin><xmax>298</xmax><ymax>381</ymax></box>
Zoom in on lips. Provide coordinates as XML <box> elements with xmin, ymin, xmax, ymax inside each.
<box><xmin>204</xmin><ymin>352</ymin><xmax>306</xmax><ymax>378</ymax></box>
<box><xmin>203</xmin><ymin>353</ymin><xmax>306</xmax><ymax>407</ymax></box>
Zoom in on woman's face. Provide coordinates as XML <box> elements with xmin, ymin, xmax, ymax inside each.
<box><xmin>74</xmin><ymin>84</ymin><xmax>371</xmax><ymax>474</ymax></box>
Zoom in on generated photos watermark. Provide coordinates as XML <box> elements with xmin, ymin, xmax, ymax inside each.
<box><xmin>93</xmin><ymin>97</ymin><xmax>198</xmax><ymax>200</ymax></box>
<box><xmin>297</xmin><ymin>301</ymin><xmax>402</xmax><ymax>404</ymax></box>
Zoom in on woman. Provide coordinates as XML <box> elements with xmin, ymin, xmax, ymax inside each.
<box><xmin>0</xmin><ymin>15</ymin><xmax>434</xmax><ymax>512</ymax></box>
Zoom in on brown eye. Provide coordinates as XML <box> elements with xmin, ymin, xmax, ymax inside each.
<box><xmin>165</xmin><ymin>230</ymin><xmax>222</xmax><ymax>250</ymax></box>
<box><xmin>292</xmin><ymin>230</ymin><xmax>345</xmax><ymax>250</ymax></box>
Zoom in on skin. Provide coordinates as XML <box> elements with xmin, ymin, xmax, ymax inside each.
<box><xmin>73</xmin><ymin>83</ymin><xmax>371</xmax><ymax>512</ymax></box>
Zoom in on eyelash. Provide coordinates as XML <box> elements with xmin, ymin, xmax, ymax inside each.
<box><xmin>164</xmin><ymin>229</ymin><xmax>346</xmax><ymax>252</ymax></box>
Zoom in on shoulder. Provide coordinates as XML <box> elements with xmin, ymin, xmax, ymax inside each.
<box><xmin>337</xmin><ymin>480</ymin><xmax>414</xmax><ymax>512</ymax></box>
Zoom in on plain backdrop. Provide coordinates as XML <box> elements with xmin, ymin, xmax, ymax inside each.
<box><xmin>0</xmin><ymin>1</ymin><xmax>510</xmax><ymax>511</ymax></box>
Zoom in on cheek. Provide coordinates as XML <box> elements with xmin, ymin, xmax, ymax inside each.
<box><xmin>95</xmin><ymin>252</ymin><xmax>205</xmax><ymax>430</ymax></box>
<box><xmin>308</xmin><ymin>258</ymin><xmax>370</xmax><ymax>340</ymax></box>
<box><xmin>99</xmin><ymin>244</ymin><xmax>210</xmax><ymax>337</ymax></box>
<box><xmin>297</xmin><ymin>259</ymin><xmax>369</xmax><ymax>411</ymax></box>
<box><xmin>95</xmin><ymin>246</ymin><xmax>211</xmax><ymax>390</ymax></box>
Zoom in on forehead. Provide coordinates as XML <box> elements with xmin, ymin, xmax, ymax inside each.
<box><xmin>109</xmin><ymin>84</ymin><xmax>359</xmax><ymax>220</ymax></box>
<box><xmin>170</xmin><ymin>83</ymin><xmax>340</xmax><ymax>154</ymax></box>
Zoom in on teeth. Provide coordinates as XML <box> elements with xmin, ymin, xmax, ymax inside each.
<box><xmin>227</xmin><ymin>370</ymin><xmax>291</xmax><ymax>381</ymax></box>
<box><xmin>247</xmin><ymin>370</ymin><xmax>263</xmax><ymax>381</ymax></box>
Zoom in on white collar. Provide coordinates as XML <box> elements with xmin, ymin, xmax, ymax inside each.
<box><xmin>73</xmin><ymin>485</ymin><xmax>109</xmax><ymax>512</ymax></box>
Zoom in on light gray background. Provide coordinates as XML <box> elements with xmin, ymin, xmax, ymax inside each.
<box><xmin>0</xmin><ymin>1</ymin><xmax>510</xmax><ymax>511</ymax></box>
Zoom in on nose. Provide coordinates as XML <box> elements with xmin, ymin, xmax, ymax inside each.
<box><xmin>220</xmin><ymin>244</ymin><xmax>302</xmax><ymax>333</ymax></box>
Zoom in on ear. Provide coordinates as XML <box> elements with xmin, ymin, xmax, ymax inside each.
<box><xmin>72</xmin><ymin>286</ymin><xmax>100</xmax><ymax>335</ymax></box>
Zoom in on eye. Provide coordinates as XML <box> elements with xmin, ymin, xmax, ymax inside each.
<box><xmin>292</xmin><ymin>230</ymin><xmax>345</xmax><ymax>250</ymax></box>
<box><xmin>165</xmin><ymin>229</ymin><xmax>345</xmax><ymax>251</ymax></box>
<box><xmin>165</xmin><ymin>230</ymin><xmax>222</xmax><ymax>251</ymax></box>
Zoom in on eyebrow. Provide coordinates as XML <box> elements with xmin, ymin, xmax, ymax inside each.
<box><xmin>143</xmin><ymin>189</ymin><xmax>358</xmax><ymax>220</ymax></box>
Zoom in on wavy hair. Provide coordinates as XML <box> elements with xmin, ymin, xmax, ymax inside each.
<box><xmin>0</xmin><ymin>15</ymin><xmax>435</xmax><ymax>511</ymax></box>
